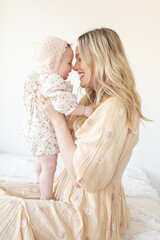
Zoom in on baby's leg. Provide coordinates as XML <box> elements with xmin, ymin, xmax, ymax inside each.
<box><xmin>38</xmin><ymin>155</ymin><xmax>57</xmax><ymax>200</ymax></box>
<box><xmin>35</xmin><ymin>157</ymin><xmax>42</xmax><ymax>183</ymax></box>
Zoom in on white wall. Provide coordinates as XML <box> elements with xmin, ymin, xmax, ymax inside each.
<box><xmin>0</xmin><ymin>0</ymin><xmax>160</xmax><ymax>194</ymax></box>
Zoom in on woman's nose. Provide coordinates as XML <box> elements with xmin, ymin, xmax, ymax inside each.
<box><xmin>73</xmin><ymin>62</ymin><xmax>78</xmax><ymax>71</ymax></box>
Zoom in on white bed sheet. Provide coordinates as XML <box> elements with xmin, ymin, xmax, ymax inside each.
<box><xmin>0</xmin><ymin>153</ymin><xmax>160</xmax><ymax>239</ymax></box>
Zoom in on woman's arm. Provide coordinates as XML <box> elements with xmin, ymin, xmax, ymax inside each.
<box><xmin>52</xmin><ymin>114</ymin><xmax>80</xmax><ymax>187</ymax></box>
<box><xmin>36</xmin><ymin>89</ymin><xmax>80</xmax><ymax>188</ymax></box>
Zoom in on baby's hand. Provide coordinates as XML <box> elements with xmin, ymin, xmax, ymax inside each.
<box><xmin>84</xmin><ymin>106</ymin><xmax>94</xmax><ymax>117</ymax></box>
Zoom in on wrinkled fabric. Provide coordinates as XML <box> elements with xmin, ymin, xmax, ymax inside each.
<box><xmin>0</xmin><ymin>97</ymin><xmax>140</xmax><ymax>239</ymax></box>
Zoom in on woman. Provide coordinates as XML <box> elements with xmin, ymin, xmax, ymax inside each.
<box><xmin>0</xmin><ymin>28</ymin><xmax>149</xmax><ymax>240</ymax></box>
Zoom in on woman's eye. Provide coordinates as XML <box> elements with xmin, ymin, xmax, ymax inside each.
<box><xmin>78</xmin><ymin>58</ymin><xmax>81</xmax><ymax>62</ymax></box>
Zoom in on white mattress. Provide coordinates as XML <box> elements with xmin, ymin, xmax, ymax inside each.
<box><xmin>0</xmin><ymin>153</ymin><xmax>160</xmax><ymax>239</ymax></box>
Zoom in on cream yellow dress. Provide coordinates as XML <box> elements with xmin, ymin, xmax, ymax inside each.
<box><xmin>0</xmin><ymin>97</ymin><xmax>140</xmax><ymax>240</ymax></box>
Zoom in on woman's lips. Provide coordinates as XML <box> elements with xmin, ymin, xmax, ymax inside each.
<box><xmin>79</xmin><ymin>73</ymin><xmax>84</xmax><ymax>80</ymax></box>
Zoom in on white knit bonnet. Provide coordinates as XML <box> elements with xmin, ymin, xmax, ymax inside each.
<box><xmin>34</xmin><ymin>36</ymin><xmax>68</xmax><ymax>74</ymax></box>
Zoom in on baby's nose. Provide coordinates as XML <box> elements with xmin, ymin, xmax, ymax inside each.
<box><xmin>70</xmin><ymin>65</ymin><xmax>73</xmax><ymax>71</ymax></box>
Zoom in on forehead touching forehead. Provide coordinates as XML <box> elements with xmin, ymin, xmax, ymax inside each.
<box><xmin>62</xmin><ymin>46</ymin><xmax>74</xmax><ymax>61</ymax></box>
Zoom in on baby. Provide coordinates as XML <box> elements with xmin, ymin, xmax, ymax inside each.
<box><xmin>23</xmin><ymin>36</ymin><xmax>93</xmax><ymax>200</ymax></box>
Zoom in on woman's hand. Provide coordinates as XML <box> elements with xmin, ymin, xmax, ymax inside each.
<box><xmin>36</xmin><ymin>86</ymin><xmax>63</xmax><ymax>124</ymax></box>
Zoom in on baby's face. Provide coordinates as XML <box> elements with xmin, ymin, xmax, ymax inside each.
<box><xmin>58</xmin><ymin>46</ymin><xmax>73</xmax><ymax>80</ymax></box>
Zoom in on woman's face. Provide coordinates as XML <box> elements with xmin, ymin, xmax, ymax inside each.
<box><xmin>74</xmin><ymin>44</ymin><xmax>95</xmax><ymax>90</ymax></box>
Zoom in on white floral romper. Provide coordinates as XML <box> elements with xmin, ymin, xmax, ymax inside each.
<box><xmin>23</xmin><ymin>72</ymin><xmax>78</xmax><ymax>156</ymax></box>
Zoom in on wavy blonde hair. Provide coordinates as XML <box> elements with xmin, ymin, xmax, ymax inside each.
<box><xmin>70</xmin><ymin>28</ymin><xmax>151</xmax><ymax>133</ymax></box>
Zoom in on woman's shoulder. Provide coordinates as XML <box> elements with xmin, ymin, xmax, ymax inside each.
<box><xmin>75</xmin><ymin>97</ymin><xmax>126</xmax><ymax>138</ymax></box>
<box><xmin>97</xmin><ymin>96</ymin><xmax>139</xmax><ymax>122</ymax></box>
<box><xmin>87</xmin><ymin>96</ymin><xmax>126</xmax><ymax>127</ymax></box>
<box><xmin>96</xmin><ymin>96</ymin><xmax>125</xmax><ymax>114</ymax></box>
<box><xmin>83</xmin><ymin>97</ymin><xmax>124</xmax><ymax>127</ymax></box>
<box><xmin>97</xmin><ymin>96</ymin><xmax>140</xmax><ymax>133</ymax></box>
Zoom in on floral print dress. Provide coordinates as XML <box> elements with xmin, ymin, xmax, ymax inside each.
<box><xmin>23</xmin><ymin>72</ymin><xmax>78</xmax><ymax>156</ymax></box>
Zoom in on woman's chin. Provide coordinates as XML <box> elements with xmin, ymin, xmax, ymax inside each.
<box><xmin>80</xmin><ymin>79</ymin><xmax>85</xmax><ymax>88</ymax></box>
<box><xmin>80</xmin><ymin>82</ymin><xmax>85</xmax><ymax>88</ymax></box>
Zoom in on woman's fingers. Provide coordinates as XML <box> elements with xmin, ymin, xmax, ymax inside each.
<box><xmin>36</xmin><ymin>89</ymin><xmax>46</xmax><ymax>103</ymax></box>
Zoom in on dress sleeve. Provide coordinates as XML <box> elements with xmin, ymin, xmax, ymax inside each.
<box><xmin>72</xmin><ymin>97</ymin><xmax>129</xmax><ymax>192</ymax></box>
<box><xmin>50</xmin><ymin>91</ymin><xmax>79</xmax><ymax>116</ymax></box>
<box><xmin>40</xmin><ymin>74</ymin><xmax>78</xmax><ymax>115</ymax></box>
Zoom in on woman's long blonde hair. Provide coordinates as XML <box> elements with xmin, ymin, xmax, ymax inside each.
<box><xmin>70</xmin><ymin>28</ymin><xmax>151</xmax><ymax>133</ymax></box>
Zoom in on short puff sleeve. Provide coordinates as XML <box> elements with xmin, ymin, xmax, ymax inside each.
<box><xmin>40</xmin><ymin>74</ymin><xmax>78</xmax><ymax>116</ymax></box>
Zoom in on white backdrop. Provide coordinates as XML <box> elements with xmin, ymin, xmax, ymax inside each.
<box><xmin>0</xmin><ymin>0</ymin><xmax>160</xmax><ymax>194</ymax></box>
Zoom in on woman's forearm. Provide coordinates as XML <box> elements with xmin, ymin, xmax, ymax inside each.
<box><xmin>35</xmin><ymin>89</ymin><xmax>80</xmax><ymax>186</ymax></box>
<box><xmin>52</xmin><ymin>114</ymin><xmax>80</xmax><ymax>187</ymax></box>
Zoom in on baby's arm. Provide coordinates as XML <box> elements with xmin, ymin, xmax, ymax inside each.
<box><xmin>70</xmin><ymin>105</ymin><xmax>94</xmax><ymax>117</ymax></box>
